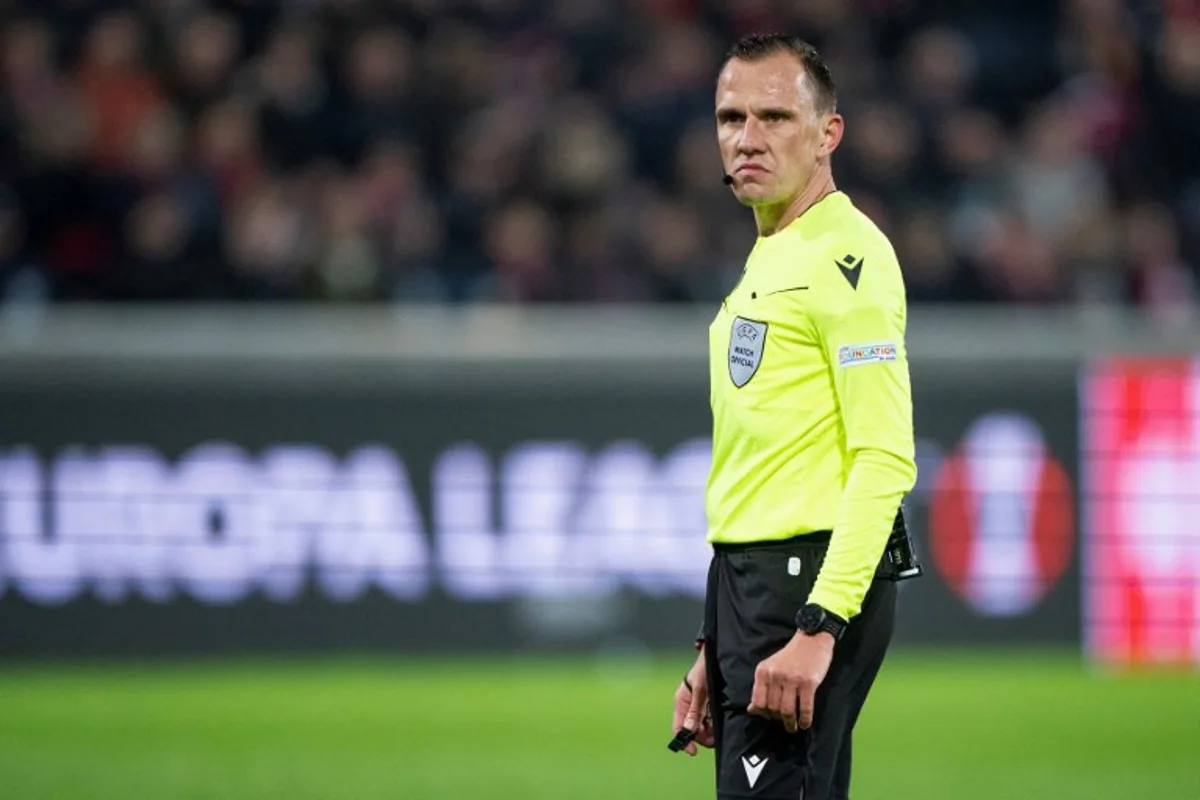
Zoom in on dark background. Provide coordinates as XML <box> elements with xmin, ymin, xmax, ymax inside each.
<box><xmin>0</xmin><ymin>358</ymin><xmax>1079</xmax><ymax>657</ymax></box>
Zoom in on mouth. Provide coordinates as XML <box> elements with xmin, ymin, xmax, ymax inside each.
<box><xmin>735</xmin><ymin>164</ymin><xmax>768</xmax><ymax>176</ymax></box>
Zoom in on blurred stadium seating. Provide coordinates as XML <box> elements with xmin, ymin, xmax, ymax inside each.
<box><xmin>2</xmin><ymin>4</ymin><xmax>1199</xmax><ymax>799</ymax></box>
<box><xmin>0</xmin><ymin>0</ymin><xmax>1196</xmax><ymax>307</ymax></box>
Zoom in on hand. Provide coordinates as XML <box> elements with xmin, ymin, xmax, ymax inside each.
<box><xmin>671</xmin><ymin>650</ymin><xmax>716</xmax><ymax>757</ymax></box>
<box><xmin>748</xmin><ymin>631</ymin><xmax>834</xmax><ymax>733</ymax></box>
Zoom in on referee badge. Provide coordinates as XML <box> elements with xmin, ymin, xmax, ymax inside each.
<box><xmin>728</xmin><ymin>316</ymin><xmax>767</xmax><ymax>388</ymax></box>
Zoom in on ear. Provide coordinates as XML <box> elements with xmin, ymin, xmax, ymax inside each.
<box><xmin>818</xmin><ymin>112</ymin><xmax>844</xmax><ymax>159</ymax></box>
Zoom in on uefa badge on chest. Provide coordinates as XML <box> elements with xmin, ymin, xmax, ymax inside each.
<box><xmin>728</xmin><ymin>316</ymin><xmax>767</xmax><ymax>387</ymax></box>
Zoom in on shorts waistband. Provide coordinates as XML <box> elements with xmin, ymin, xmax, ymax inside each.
<box><xmin>711</xmin><ymin>529</ymin><xmax>832</xmax><ymax>553</ymax></box>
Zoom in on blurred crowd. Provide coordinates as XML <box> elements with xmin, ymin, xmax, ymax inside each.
<box><xmin>0</xmin><ymin>0</ymin><xmax>1197</xmax><ymax>307</ymax></box>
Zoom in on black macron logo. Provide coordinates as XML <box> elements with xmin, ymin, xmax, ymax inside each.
<box><xmin>837</xmin><ymin>254</ymin><xmax>862</xmax><ymax>290</ymax></box>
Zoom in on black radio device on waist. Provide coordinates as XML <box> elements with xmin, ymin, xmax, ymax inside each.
<box><xmin>884</xmin><ymin>505</ymin><xmax>923</xmax><ymax>581</ymax></box>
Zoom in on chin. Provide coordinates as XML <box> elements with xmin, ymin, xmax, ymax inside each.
<box><xmin>736</xmin><ymin>184</ymin><xmax>779</xmax><ymax>206</ymax></box>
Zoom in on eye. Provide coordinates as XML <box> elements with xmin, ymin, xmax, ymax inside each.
<box><xmin>718</xmin><ymin>110</ymin><xmax>745</xmax><ymax>125</ymax></box>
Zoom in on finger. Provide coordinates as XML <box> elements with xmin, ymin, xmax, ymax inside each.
<box><xmin>672</xmin><ymin>687</ymin><xmax>688</xmax><ymax>733</ymax></box>
<box><xmin>779</xmin><ymin>683</ymin><xmax>799</xmax><ymax>734</ymax></box>
<box><xmin>798</xmin><ymin>681</ymin><xmax>816</xmax><ymax>730</ymax></box>
<box><xmin>765</xmin><ymin>677</ymin><xmax>786</xmax><ymax>721</ymax></box>
<box><xmin>748</xmin><ymin>667</ymin><xmax>770</xmax><ymax>715</ymax></box>
<box><xmin>684</xmin><ymin>683</ymin><xmax>705</xmax><ymax>732</ymax></box>
<box><xmin>679</xmin><ymin>681</ymin><xmax>706</xmax><ymax>759</ymax></box>
<box><xmin>697</xmin><ymin>702</ymin><xmax>716</xmax><ymax>748</ymax></box>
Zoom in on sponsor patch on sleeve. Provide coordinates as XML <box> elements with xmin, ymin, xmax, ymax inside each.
<box><xmin>837</xmin><ymin>341</ymin><xmax>898</xmax><ymax>368</ymax></box>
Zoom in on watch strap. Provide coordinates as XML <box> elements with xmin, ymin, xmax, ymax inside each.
<box><xmin>797</xmin><ymin>603</ymin><xmax>848</xmax><ymax>641</ymax></box>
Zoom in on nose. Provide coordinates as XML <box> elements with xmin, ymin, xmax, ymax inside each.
<box><xmin>737</xmin><ymin>116</ymin><xmax>765</xmax><ymax>154</ymax></box>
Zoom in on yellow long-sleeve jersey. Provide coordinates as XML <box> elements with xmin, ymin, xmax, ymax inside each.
<box><xmin>706</xmin><ymin>191</ymin><xmax>918</xmax><ymax>622</ymax></box>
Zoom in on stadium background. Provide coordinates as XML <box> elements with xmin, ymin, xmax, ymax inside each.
<box><xmin>0</xmin><ymin>1</ymin><xmax>1198</xmax><ymax>799</ymax></box>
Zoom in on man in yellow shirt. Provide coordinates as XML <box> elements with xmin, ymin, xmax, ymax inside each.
<box><xmin>668</xmin><ymin>34</ymin><xmax>922</xmax><ymax>799</ymax></box>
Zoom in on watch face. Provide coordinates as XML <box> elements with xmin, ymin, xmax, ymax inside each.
<box><xmin>798</xmin><ymin>604</ymin><xmax>823</xmax><ymax>632</ymax></box>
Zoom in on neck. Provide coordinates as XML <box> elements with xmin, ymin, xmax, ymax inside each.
<box><xmin>752</xmin><ymin>167</ymin><xmax>837</xmax><ymax>237</ymax></box>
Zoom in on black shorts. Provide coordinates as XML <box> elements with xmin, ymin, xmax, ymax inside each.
<box><xmin>702</xmin><ymin>533</ymin><xmax>897</xmax><ymax>800</ymax></box>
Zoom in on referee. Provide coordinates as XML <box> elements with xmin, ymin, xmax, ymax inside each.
<box><xmin>669</xmin><ymin>34</ymin><xmax>920</xmax><ymax>800</ymax></box>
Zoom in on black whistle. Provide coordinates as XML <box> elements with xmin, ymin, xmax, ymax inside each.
<box><xmin>667</xmin><ymin>728</ymin><xmax>698</xmax><ymax>752</ymax></box>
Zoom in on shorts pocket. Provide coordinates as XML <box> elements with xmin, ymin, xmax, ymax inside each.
<box><xmin>752</xmin><ymin>547</ymin><xmax>821</xmax><ymax>631</ymax></box>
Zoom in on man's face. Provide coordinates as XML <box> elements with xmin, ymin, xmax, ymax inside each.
<box><xmin>715</xmin><ymin>52</ymin><xmax>840</xmax><ymax>206</ymax></box>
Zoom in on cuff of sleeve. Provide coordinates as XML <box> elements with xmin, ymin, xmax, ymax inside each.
<box><xmin>806</xmin><ymin>586</ymin><xmax>859</xmax><ymax>624</ymax></box>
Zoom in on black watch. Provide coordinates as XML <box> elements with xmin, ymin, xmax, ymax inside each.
<box><xmin>795</xmin><ymin>603</ymin><xmax>848</xmax><ymax>641</ymax></box>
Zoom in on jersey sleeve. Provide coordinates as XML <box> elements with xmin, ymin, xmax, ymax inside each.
<box><xmin>806</xmin><ymin>238</ymin><xmax>918</xmax><ymax>622</ymax></box>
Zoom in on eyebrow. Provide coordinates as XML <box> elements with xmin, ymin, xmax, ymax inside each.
<box><xmin>716</xmin><ymin>105</ymin><xmax>795</xmax><ymax>120</ymax></box>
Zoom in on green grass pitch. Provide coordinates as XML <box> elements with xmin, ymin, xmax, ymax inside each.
<box><xmin>0</xmin><ymin>649</ymin><xmax>1196</xmax><ymax>799</ymax></box>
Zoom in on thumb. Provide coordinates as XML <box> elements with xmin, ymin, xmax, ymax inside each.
<box><xmin>682</xmin><ymin>680</ymin><xmax>706</xmax><ymax>757</ymax></box>
<box><xmin>683</xmin><ymin>681</ymin><xmax>705</xmax><ymax>730</ymax></box>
